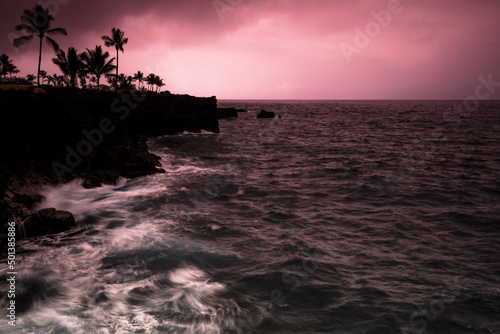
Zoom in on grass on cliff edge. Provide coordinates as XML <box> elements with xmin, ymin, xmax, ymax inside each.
<box><xmin>0</xmin><ymin>83</ymin><xmax>33</xmax><ymax>91</ymax></box>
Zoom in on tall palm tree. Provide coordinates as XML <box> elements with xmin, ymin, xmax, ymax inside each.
<box><xmin>81</xmin><ymin>45</ymin><xmax>116</xmax><ymax>89</ymax></box>
<box><xmin>12</xmin><ymin>5</ymin><xmax>67</xmax><ymax>86</ymax></box>
<box><xmin>101</xmin><ymin>28</ymin><xmax>128</xmax><ymax>91</ymax></box>
<box><xmin>52</xmin><ymin>47</ymin><xmax>85</xmax><ymax>87</ymax></box>
<box><xmin>132</xmin><ymin>71</ymin><xmax>144</xmax><ymax>89</ymax></box>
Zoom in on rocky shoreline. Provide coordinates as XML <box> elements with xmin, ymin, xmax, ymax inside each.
<box><xmin>0</xmin><ymin>87</ymin><xmax>219</xmax><ymax>239</ymax></box>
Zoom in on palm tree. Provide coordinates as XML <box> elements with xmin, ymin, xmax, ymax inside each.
<box><xmin>81</xmin><ymin>45</ymin><xmax>116</xmax><ymax>89</ymax></box>
<box><xmin>56</xmin><ymin>75</ymin><xmax>67</xmax><ymax>87</ymax></box>
<box><xmin>146</xmin><ymin>73</ymin><xmax>156</xmax><ymax>91</ymax></box>
<box><xmin>150</xmin><ymin>75</ymin><xmax>161</xmax><ymax>93</ymax></box>
<box><xmin>51</xmin><ymin>73</ymin><xmax>60</xmax><ymax>86</ymax></box>
<box><xmin>46</xmin><ymin>74</ymin><xmax>54</xmax><ymax>85</ymax></box>
<box><xmin>157</xmin><ymin>78</ymin><xmax>165</xmax><ymax>93</ymax></box>
<box><xmin>26</xmin><ymin>74</ymin><xmax>36</xmax><ymax>84</ymax></box>
<box><xmin>39</xmin><ymin>70</ymin><xmax>47</xmax><ymax>84</ymax></box>
<box><xmin>132</xmin><ymin>71</ymin><xmax>144</xmax><ymax>89</ymax></box>
<box><xmin>106</xmin><ymin>75</ymin><xmax>116</xmax><ymax>87</ymax></box>
<box><xmin>52</xmin><ymin>47</ymin><xmax>85</xmax><ymax>87</ymax></box>
<box><xmin>8</xmin><ymin>65</ymin><xmax>20</xmax><ymax>79</ymax></box>
<box><xmin>101</xmin><ymin>28</ymin><xmax>128</xmax><ymax>91</ymax></box>
<box><xmin>12</xmin><ymin>5</ymin><xmax>67</xmax><ymax>86</ymax></box>
<box><xmin>0</xmin><ymin>54</ymin><xmax>14</xmax><ymax>79</ymax></box>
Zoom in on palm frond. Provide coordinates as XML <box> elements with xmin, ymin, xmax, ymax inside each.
<box><xmin>46</xmin><ymin>36</ymin><xmax>60</xmax><ymax>52</ymax></box>
<box><xmin>13</xmin><ymin>35</ymin><xmax>34</xmax><ymax>48</ymax></box>
<box><xmin>46</xmin><ymin>27</ymin><xmax>67</xmax><ymax>36</ymax></box>
<box><xmin>104</xmin><ymin>57</ymin><xmax>116</xmax><ymax>69</ymax></box>
<box><xmin>22</xmin><ymin>8</ymin><xmax>34</xmax><ymax>18</ymax></box>
<box><xmin>15</xmin><ymin>21</ymin><xmax>37</xmax><ymax>33</ymax></box>
<box><xmin>102</xmin><ymin>36</ymin><xmax>114</xmax><ymax>46</ymax></box>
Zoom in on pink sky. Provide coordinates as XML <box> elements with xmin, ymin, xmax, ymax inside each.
<box><xmin>2</xmin><ymin>0</ymin><xmax>500</xmax><ymax>99</ymax></box>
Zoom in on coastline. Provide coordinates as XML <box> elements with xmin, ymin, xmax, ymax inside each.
<box><xmin>0</xmin><ymin>86</ymin><xmax>220</xmax><ymax>239</ymax></box>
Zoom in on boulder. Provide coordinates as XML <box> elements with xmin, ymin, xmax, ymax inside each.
<box><xmin>19</xmin><ymin>208</ymin><xmax>77</xmax><ymax>239</ymax></box>
<box><xmin>257</xmin><ymin>110</ymin><xmax>275</xmax><ymax>118</ymax></box>
<box><xmin>32</xmin><ymin>87</ymin><xmax>46</xmax><ymax>94</ymax></box>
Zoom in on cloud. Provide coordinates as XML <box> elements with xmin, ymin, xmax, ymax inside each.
<box><xmin>2</xmin><ymin>0</ymin><xmax>500</xmax><ymax>99</ymax></box>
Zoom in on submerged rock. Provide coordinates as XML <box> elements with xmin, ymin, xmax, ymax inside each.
<box><xmin>19</xmin><ymin>208</ymin><xmax>77</xmax><ymax>239</ymax></box>
<box><xmin>257</xmin><ymin>110</ymin><xmax>276</xmax><ymax>118</ymax></box>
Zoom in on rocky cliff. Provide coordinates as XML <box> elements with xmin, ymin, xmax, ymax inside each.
<box><xmin>0</xmin><ymin>87</ymin><xmax>219</xmax><ymax>235</ymax></box>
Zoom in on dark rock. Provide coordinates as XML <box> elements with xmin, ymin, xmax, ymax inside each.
<box><xmin>257</xmin><ymin>109</ymin><xmax>276</xmax><ymax>118</ymax></box>
<box><xmin>217</xmin><ymin>108</ymin><xmax>238</xmax><ymax>119</ymax></box>
<box><xmin>19</xmin><ymin>208</ymin><xmax>77</xmax><ymax>239</ymax></box>
<box><xmin>0</xmin><ymin>88</ymin><xmax>221</xmax><ymax>236</ymax></box>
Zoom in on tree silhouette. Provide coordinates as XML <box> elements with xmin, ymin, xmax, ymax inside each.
<box><xmin>26</xmin><ymin>74</ymin><xmax>36</xmax><ymax>84</ymax></box>
<box><xmin>101</xmin><ymin>28</ymin><xmax>128</xmax><ymax>91</ymax></box>
<box><xmin>79</xmin><ymin>73</ymin><xmax>88</xmax><ymax>89</ymax></box>
<box><xmin>52</xmin><ymin>47</ymin><xmax>85</xmax><ymax>87</ymax></box>
<box><xmin>39</xmin><ymin>70</ymin><xmax>47</xmax><ymax>84</ymax></box>
<box><xmin>133</xmin><ymin>71</ymin><xmax>144</xmax><ymax>90</ymax></box>
<box><xmin>8</xmin><ymin>65</ymin><xmax>20</xmax><ymax>79</ymax></box>
<box><xmin>12</xmin><ymin>5</ymin><xmax>67</xmax><ymax>86</ymax></box>
<box><xmin>109</xmin><ymin>73</ymin><xmax>134</xmax><ymax>90</ymax></box>
<box><xmin>81</xmin><ymin>45</ymin><xmax>116</xmax><ymax>89</ymax></box>
<box><xmin>154</xmin><ymin>75</ymin><xmax>164</xmax><ymax>93</ymax></box>
<box><xmin>0</xmin><ymin>54</ymin><xmax>15</xmax><ymax>79</ymax></box>
<box><xmin>157</xmin><ymin>78</ymin><xmax>165</xmax><ymax>93</ymax></box>
<box><xmin>146</xmin><ymin>73</ymin><xmax>156</xmax><ymax>91</ymax></box>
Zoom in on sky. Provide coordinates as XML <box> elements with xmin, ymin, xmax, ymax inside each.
<box><xmin>1</xmin><ymin>0</ymin><xmax>500</xmax><ymax>99</ymax></box>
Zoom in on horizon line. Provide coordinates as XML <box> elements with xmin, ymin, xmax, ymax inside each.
<box><xmin>217</xmin><ymin>98</ymin><xmax>500</xmax><ymax>101</ymax></box>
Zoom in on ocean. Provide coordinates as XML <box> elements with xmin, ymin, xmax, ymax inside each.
<box><xmin>1</xmin><ymin>100</ymin><xmax>499</xmax><ymax>333</ymax></box>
